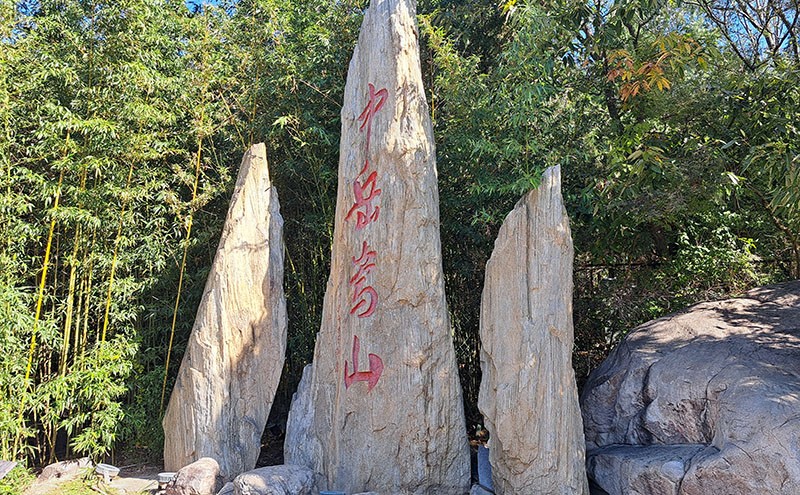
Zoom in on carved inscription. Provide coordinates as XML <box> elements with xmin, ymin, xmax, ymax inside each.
<box><xmin>345</xmin><ymin>170</ymin><xmax>381</xmax><ymax>230</ymax></box>
<box><xmin>344</xmin><ymin>335</ymin><xmax>384</xmax><ymax>391</ymax></box>
<box><xmin>350</xmin><ymin>241</ymin><xmax>378</xmax><ymax>318</ymax></box>
<box><xmin>343</xmin><ymin>84</ymin><xmax>388</xmax><ymax>392</ymax></box>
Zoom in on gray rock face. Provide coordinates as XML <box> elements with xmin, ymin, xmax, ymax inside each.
<box><xmin>163</xmin><ymin>143</ymin><xmax>287</xmax><ymax>480</ymax></box>
<box><xmin>586</xmin><ymin>444</ymin><xmax>705</xmax><ymax>495</ymax></box>
<box><xmin>477</xmin><ymin>166</ymin><xmax>588</xmax><ymax>495</ymax></box>
<box><xmin>231</xmin><ymin>465</ymin><xmax>315</xmax><ymax>495</ymax></box>
<box><xmin>167</xmin><ymin>457</ymin><xmax>224</xmax><ymax>495</ymax></box>
<box><xmin>581</xmin><ymin>281</ymin><xmax>800</xmax><ymax>494</ymax></box>
<box><xmin>469</xmin><ymin>485</ymin><xmax>493</xmax><ymax>495</ymax></box>
<box><xmin>283</xmin><ymin>0</ymin><xmax>469</xmax><ymax>493</ymax></box>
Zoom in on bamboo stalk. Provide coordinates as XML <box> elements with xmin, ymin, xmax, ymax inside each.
<box><xmin>61</xmin><ymin>230</ymin><xmax>80</xmax><ymax>375</ymax></box>
<box><xmin>13</xmin><ymin>152</ymin><xmax>67</xmax><ymax>456</ymax></box>
<box><xmin>100</xmin><ymin>161</ymin><xmax>135</xmax><ymax>342</ymax></box>
<box><xmin>61</xmin><ymin>166</ymin><xmax>89</xmax><ymax>374</ymax></box>
<box><xmin>160</xmin><ymin>9</ymin><xmax>213</xmax><ymax>416</ymax></box>
<box><xmin>160</xmin><ymin>141</ymin><xmax>203</xmax><ymax>415</ymax></box>
<box><xmin>81</xmin><ymin>238</ymin><xmax>95</xmax><ymax>362</ymax></box>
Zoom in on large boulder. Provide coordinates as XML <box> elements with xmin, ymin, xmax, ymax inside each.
<box><xmin>283</xmin><ymin>0</ymin><xmax>469</xmax><ymax>492</ymax></box>
<box><xmin>163</xmin><ymin>143</ymin><xmax>287</xmax><ymax>480</ymax></box>
<box><xmin>581</xmin><ymin>281</ymin><xmax>800</xmax><ymax>494</ymax></box>
<box><xmin>166</xmin><ymin>457</ymin><xmax>224</xmax><ymax>495</ymax></box>
<box><xmin>477</xmin><ymin>166</ymin><xmax>589</xmax><ymax>495</ymax></box>
<box><xmin>231</xmin><ymin>465</ymin><xmax>315</xmax><ymax>495</ymax></box>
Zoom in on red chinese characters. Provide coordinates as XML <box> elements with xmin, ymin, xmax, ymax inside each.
<box><xmin>346</xmin><ymin>83</ymin><xmax>388</xmax><ymax>231</ymax></box>
<box><xmin>344</xmin><ymin>334</ymin><xmax>384</xmax><ymax>391</ymax></box>
<box><xmin>343</xmin><ymin>83</ymin><xmax>388</xmax><ymax>393</ymax></box>
<box><xmin>349</xmin><ymin>241</ymin><xmax>377</xmax><ymax>318</ymax></box>
<box><xmin>345</xmin><ymin>170</ymin><xmax>381</xmax><ymax>230</ymax></box>
<box><xmin>358</xmin><ymin>83</ymin><xmax>388</xmax><ymax>151</ymax></box>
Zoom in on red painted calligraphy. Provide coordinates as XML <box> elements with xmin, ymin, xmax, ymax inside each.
<box><xmin>343</xmin><ymin>83</ymin><xmax>389</xmax><ymax>392</ymax></box>
<box><xmin>345</xmin><ymin>170</ymin><xmax>381</xmax><ymax>230</ymax></box>
<box><xmin>345</xmin><ymin>84</ymin><xmax>388</xmax><ymax>231</ymax></box>
<box><xmin>344</xmin><ymin>334</ymin><xmax>384</xmax><ymax>391</ymax></box>
<box><xmin>349</xmin><ymin>241</ymin><xmax>378</xmax><ymax>318</ymax></box>
<box><xmin>358</xmin><ymin>83</ymin><xmax>388</xmax><ymax>151</ymax></box>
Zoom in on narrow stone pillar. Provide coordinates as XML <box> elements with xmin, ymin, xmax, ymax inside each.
<box><xmin>163</xmin><ymin>143</ymin><xmax>287</xmax><ymax>480</ymax></box>
<box><xmin>478</xmin><ymin>166</ymin><xmax>589</xmax><ymax>494</ymax></box>
<box><xmin>284</xmin><ymin>0</ymin><xmax>470</xmax><ymax>493</ymax></box>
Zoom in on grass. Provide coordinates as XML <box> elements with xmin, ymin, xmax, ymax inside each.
<box><xmin>0</xmin><ymin>465</ymin><xmax>35</xmax><ymax>495</ymax></box>
<box><xmin>0</xmin><ymin>464</ymin><xmax>157</xmax><ymax>495</ymax></box>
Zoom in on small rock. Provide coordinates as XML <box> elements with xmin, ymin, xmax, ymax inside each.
<box><xmin>36</xmin><ymin>457</ymin><xmax>92</xmax><ymax>482</ymax></box>
<box><xmin>587</xmin><ymin>444</ymin><xmax>704</xmax><ymax>495</ymax></box>
<box><xmin>232</xmin><ymin>465</ymin><xmax>315</xmax><ymax>495</ymax></box>
<box><xmin>283</xmin><ymin>365</ymin><xmax>319</xmax><ymax>469</ymax></box>
<box><xmin>167</xmin><ymin>457</ymin><xmax>224</xmax><ymax>495</ymax></box>
<box><xmin>469</xmin><ymin>485</ymin><xmax>493</xmax><ymax>495</ymax></box>
<box><xmin>217</xmin><ymin>482</ymin><xmax>234</xmax><ymax>495</ymax></box>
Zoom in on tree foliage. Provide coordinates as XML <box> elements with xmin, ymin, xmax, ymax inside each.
<box><xmin>0</xmin><ymin>0</ymin><xmax>796</xmax><ymax>468</ymax></box>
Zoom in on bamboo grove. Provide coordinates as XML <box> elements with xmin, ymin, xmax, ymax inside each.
<box><xmin>1</xmin><ymin>0</ymin><xmax>798</xmax><ymax>467</ymax></box>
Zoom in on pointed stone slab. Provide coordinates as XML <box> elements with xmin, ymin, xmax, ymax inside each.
<box><xmin>0</xmin><ymin>461</ymin><xmax>16</xmax><ymax>480</ymax></box>
<box><xmin>477</xmin><ymin>166</ymin><xmax>589</xmax><ymax>494</ymax></box>
<box><xmin>163</xmin><ymin>143</ymin><xmax>287</xmax><ymax>480</ymax></box>
<box><xmin>284</xmin><ymin>0</ymin><xmax>469</xmax><ymax>493</ymax></box>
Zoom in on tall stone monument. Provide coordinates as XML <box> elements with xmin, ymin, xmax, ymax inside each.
<box><xmin>477</xmin><ymin>166</ymin><xmax>589</xmax><ymax>494</ymax></box>
<box><xmin>163</xmin><ymin>143</ymin><xmax>287</xmax><ymax>480</ymax></box>
<box><xmin>284</xmin><ymin>0</ymin><xmax>470</xmax><ymax>493</ymax></box>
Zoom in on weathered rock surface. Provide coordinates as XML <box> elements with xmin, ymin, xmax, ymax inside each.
<box><xmin>0</xmin><ymin>461</ymin><xmax>15</xmax><ymax>481</ymax></box>
<box><xmin>283</xmin><ymin>365</ymin><xmax>318</xmax><ymax>472</ymax></box>
<box><xmin>283</xmin><ymin>0</ymin><xmax>469</xmax><ymax>493</ymax></box>
<box><xmin>469</xmin><ymin>485</ymin><xmax>494</xmax><ymax>495</ymax></box>
<box><xmin>166</xmin><ymin>457</ymin><xmax>224</xmax><ymax>495</ymax></box>
<box><xmin>163</xmin><ymin>143</ymin><xmax>287</xmax><ymax>480</ymax></box>
<box><xmin>35</xmin><ymin>457</ymin><xmax>91</xmax><ymax>482</ymax></box>
<box><xmin>231</xmin><ymin>465</ymin><xmax>315</xmax><ymax>495</ymax></box>
<box><xmin>581</xmin><ymin>281</ymin><xmax>800</xmax><ymax>494</ymax></box>
<box><xmin>477</xmin><ymin>166</ymin><xmax>589</xmax><ymax>495</ymax></box>
<box><xmin>586</xmin><ymin>444</ymin><xmax>705</xmax><ymax>495</ymax></box>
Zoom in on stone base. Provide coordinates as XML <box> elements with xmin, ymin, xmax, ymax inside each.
<box><xmin>586</xmin><ymin>444</ymin><xmax>708</xmax><ymax>495</ymax></box>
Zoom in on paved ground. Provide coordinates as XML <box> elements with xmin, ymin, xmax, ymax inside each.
<box><xmin>108</xmin><ymin>464</ymin><xmax>162</xmax><ymax>494</ymax></box>
<box><xmin>23</xmin><ymin>464</ymin><xmax>163</xmax><ymax>495</ymax></box>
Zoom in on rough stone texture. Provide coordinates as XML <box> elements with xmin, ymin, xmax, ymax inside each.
<box><xmin>162</xmin><ymin>143</ymin><xmax>286</xmax><ymax>480</ymax></box>
<box><xmin>231</xmin><ymin>465</ymin><xmax>315</xmax><ymax>495</ymax></box>
<box><xmin>477</xmin><ymin>166</ymin><xmax>589</xmax><ymax>495</ymax></box>
<box><xmin>283</xmin><ymin>365</ymin><xmax>318</xmax><ymax>471</ymax></box>
<box><xmin>586</xmin><ymin>444</ymin><xmax>706</xmax><ymax>495</ymax></box>
<box><xmin>469</xmin><ymin>485</ymin><xmax>493</xmax><ymax>495</ymax></box>
<box><xmin>283</xmin><ymin>0</ymin><xmax>469</xmax><ymax>493</ymax></box>
<box><xmin>581</xmin><ymin>281</ymin><xmax>800</xmax><ymax>494</ymax></box>
<box><xmin>166</xmin><ymin>457</ymin><xmax>224</xmax><ymax>495</ymax></box>
<box><xmin>0</xmin><ymin>461</ymin><xmax>16</xmax><ymax>481</ymax></box>
<box><xmin>35</xmin><ymin>457</ymin><xmax>91</xmax><ymax>482</ymax></box>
